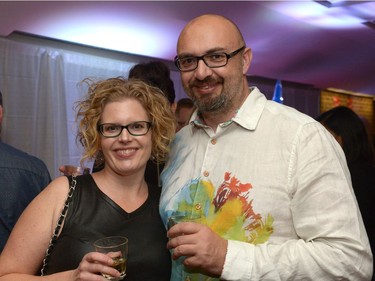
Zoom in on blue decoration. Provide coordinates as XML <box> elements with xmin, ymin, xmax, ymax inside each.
<box><xmin>272</xmin><ymin>79</ymin><xmax>283</xmax><ymax>104</ymax></box>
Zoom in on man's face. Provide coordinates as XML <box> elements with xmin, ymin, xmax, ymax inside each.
<box><xmin>176</xmin><ymin>17</ymin><xmax>247</xmax><ymax>115</ymax></box>
<box><xmin>175</xmin><ymin>106</ymin><xmax>194</xmax><ymax>132</ymax></box>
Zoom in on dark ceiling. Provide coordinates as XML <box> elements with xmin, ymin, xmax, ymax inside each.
<box><xmin>0</xmin><ymin>1</ymin><xmax>375</xmax><ymax>95</ymax></box>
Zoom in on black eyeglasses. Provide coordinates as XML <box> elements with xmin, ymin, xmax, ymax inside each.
<box><xmin>98</xmin><ymin>121</ymin><xmax>152</xmax><ymax>138</ymax></box>
<box><xmin>174</xmin><ymin>46</ymin><xmax>246</xmax><ymax>72</ymax></box>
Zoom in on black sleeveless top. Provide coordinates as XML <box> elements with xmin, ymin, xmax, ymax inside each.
<box><xmin>44</xmin><ymin>174</ymin><xmax>171</xmax><ymax>281</ymax></box>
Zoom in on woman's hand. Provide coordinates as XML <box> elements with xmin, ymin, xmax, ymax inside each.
<box><xmin>73</xmin><ymin>252</ymin><xmax>121</xmax><ymax>281</ymax></box>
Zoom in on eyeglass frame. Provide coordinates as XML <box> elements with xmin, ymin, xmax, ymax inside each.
<box><xmin>97</xmin><ymin>121</ymin><xmax>152</xmax><ymax>138</ymax></box>
<box><xmin>174</xmin><ymin>46</ymin><xmax>246</xmax><ymax>72</ymax></box>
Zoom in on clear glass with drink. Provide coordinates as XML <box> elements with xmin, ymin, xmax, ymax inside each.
<box><xmin>167</xmin><ymin>213</ymin><xmax>202</xmax><ymax>230</ymax></box>
<box><xmin>93</xmin><ymin>236</ymin><xmax>128</xmax><ymax>280</ymax></box>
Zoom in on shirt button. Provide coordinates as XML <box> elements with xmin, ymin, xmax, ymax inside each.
<box><xmin>211</xmin><ymin>138</ymin><xmax>217</xmax><ymax>145</ymax></box>
<box><xmin>203</xmin><ymin>171</ymin><xmax>209</xmax><ymax>177</ymax></box>
<box><xmin>195</xmin><ymin>203</ymin><xmax>202</xmax><ymax>210</ymax></box>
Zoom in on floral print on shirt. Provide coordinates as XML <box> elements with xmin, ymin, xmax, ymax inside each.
<box><xmin>168</xmin><ymin>172</ymin><xmax>274</xmax><ymax>281</ymax></box>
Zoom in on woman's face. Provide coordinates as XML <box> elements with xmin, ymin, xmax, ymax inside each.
<box><xmin>99</xmin><ymin>98</ymin><xmax>152</xmax><ymax>176</ymax></box>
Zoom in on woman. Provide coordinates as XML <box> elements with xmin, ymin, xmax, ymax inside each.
<box><xmin>316</xmin><ymin>106</ymin><xmax>375</xmax><ymax>281</ymax></box>
<box><xmin>0</xmin><ymin>78</ymin><xmax>176</xmax><ymax>280</ymax></box>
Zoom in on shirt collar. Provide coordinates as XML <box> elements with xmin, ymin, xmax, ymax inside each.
<box><xmin>232</xmin><ymin>87</ymin><xmax>266</xmax><ymax>131</ymax></box>
<box><xmin>187</xmin><ymin>86</ymin><xmax>267</xmax><ymax>132</ymax></box>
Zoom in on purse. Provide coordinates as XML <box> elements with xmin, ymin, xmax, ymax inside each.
<box><xmin>40</xmin><ymin>176</ymin><xmax>77</xmax><ymax>275</ymax></box>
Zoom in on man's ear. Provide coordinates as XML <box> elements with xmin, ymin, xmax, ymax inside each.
<box><xmin>242</xmin><ymin>47</ymin><xmax>252</xmax><ymax>75</ymax></box>
<box><xmin>0</xmin><ymin>106</ymin><xmax>3</xmax><ymax>125</ymax></box>
<box><xmin>170</xmin><ymin>102</ymin><xmax>177</xmax><ymax>114</ymax></box>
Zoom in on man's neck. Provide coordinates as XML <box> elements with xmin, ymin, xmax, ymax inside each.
<box><xmin>201</xmin><ymin>87</ymin><xmax>250</xmax><ymax>132</ymax></box>
<box><xmin>201</xmin><ymin>110</ymin><xmax>236</xmax><ymax>132</ymax></box>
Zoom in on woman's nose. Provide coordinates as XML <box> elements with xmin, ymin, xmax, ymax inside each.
<box><xmin>118</xmin><ymin>127</ymin><xmax>132</xmax><ymax>142</ymax></box>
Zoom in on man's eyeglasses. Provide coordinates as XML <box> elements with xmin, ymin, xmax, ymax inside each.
<box><xmin>174</xmin><ymin>46</ymin><xmax>246</xmax><ymax>72</ymax></box>
<box><xmin>98</xmin><ymin>121</ymin><xmax>152</xmax><ymax>138</ymax></box>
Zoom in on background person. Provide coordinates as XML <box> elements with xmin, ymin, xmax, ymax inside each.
<box><xmin>175</xmin><ymin>97</ymin><xmax>195</xmax><ymax>132</ymax></box>
<box><xmin>160</xmin><ymin>14</ymin><xmax>373</xmax><ymax>281</ymax></box>
<box><xmin>0</xmin><ymin>90</ymin><xmax>51</xmax><ymax>253</ymax></box>
<box><xmin>128</xmin><ymin>61</ymin><xmax>176</xmax><ymax>108</ymax></box>
<box><xmin>317</xmin><ymin>105</ymin><xmax>375</xmax><ymax>280</ymax></box>
<box><xmin>0</xmin><ymin>78</ymin><xmax>175</xmax><ymax>280</ymax></box>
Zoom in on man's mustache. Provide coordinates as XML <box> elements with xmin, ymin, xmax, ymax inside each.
<box><xmin>190</xmin><ymin>77</ymin><xmax>223</xmax><ymax>88</ymax></box>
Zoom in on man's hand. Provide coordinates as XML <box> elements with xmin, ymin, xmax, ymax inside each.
<box><xmin>167</xmin><ymin>222</ymin><xmax>228</xmax><ymax>277</ymax></box>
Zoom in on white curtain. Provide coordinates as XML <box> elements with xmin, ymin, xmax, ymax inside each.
<box><xmin>0</xmin><ymin>37</ymin><xmax>185</xmax><ymax>178</ymax></box>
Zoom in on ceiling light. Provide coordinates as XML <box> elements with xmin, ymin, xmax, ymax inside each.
<box><xmin>363</xmin><ymin>20</ymin><xmax>375</xmax><ymax>30</ymax></box>
<box><xmin>315</xmin><ymin>0</ymin><xmax>367</xmax><ymax>8</ymax></box>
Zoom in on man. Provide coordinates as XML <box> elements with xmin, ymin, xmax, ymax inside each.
<box><xmin>160</xmin><ymin>14</ymin><xmax>373</xmax><ymax>280</ymax></box>
<box><xmin>0</xmin><ymin>90</ymin><xmax>51</xmax><ymax>253</ymax></box>
<box><xmin>175</xmin><ymin>98</ymin><xmax>195</xmax><ymax>132</ymax></box>
<box><xmin>128</xmin><ymin>60</ymin><xmax>176</xmax><ymax>107</ymax></box>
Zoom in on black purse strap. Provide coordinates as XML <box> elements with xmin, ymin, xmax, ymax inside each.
<box><xmin>40</xmin><ymin>176</ymin><xmax>77</xmax><ymax>276</ymax></box>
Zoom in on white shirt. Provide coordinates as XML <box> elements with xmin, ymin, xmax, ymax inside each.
<box><xmin>160</xmin><ymin>87</ymin><xmax>373</xmax><ymax>281</ymax></box>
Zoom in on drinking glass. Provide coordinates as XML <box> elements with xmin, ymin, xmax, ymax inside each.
<box><xmin>93</xmin><ymin>236</ymin><xmax>128</xmax><ymax>281</ymax></box>
<box><xmin>167</xmin><ymin>213</ymin><xmax>202</xmax><ymax>230</ymax></box>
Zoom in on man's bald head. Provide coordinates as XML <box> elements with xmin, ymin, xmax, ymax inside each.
<box><xmin>177</xmin><ymin>14</ymin><xmax>246</xmax><ymax>53</ymax></box>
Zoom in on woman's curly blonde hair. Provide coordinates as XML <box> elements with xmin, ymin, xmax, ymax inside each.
<box><xmin>75</xmin><ymin>77</ymin><xmax>176</xmax><ymax>167</ymax></box>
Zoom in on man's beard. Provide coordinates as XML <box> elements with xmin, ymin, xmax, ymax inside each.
<box><xmin>194</xmin><ymin>93</ymin><xmax>227</xmax><ymax>113</ymax></box>
<box><xmin>185</xmin><ymin>77</ymin><xmax>231</xmax><ymax>114</ymax></box>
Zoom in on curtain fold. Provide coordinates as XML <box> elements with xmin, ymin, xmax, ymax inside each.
<box><xmin>0</xmin><ymin>37</ymin><xmax>136</xmax><ymax>177</ymax></box>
